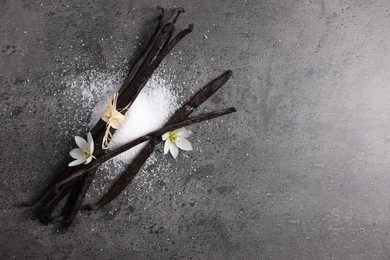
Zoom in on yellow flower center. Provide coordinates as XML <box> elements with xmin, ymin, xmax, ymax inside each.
<box><xmin>83</xmin><ymin>149</ymin><xmax>91</xmax><ymax>157</ymax></box>
<box><xmin>169</xmin><ymin>132</ymin><xmax>178</xmax><ymax>144</ymax></box>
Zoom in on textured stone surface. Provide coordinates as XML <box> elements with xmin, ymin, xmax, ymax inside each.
<box><xmin>2</xmin><ymin>0</ymin><xmax>390</xmax><ymax>259</ymax></box>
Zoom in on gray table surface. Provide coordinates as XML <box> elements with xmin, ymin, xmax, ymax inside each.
<box><xmin>2</xmin><ymin>0</ymin><xmax>390</xmax><ymax>259</ymax></box>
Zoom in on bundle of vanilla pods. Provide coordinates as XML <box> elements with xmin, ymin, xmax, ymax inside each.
<box><xmin>31</xmin><ymin>7</ymin><xmax>236</xmax><ymax>230</ymax></box>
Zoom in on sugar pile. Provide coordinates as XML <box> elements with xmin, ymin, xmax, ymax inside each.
<box><xmin>89</xmin><ymin>76</ymin><xmax>179</xmax><ymax>163</ymax></box>
<box><xmin>65</xmin><ymin>70</ymin><xmax>181</xmax><ymax>189</ymax></box>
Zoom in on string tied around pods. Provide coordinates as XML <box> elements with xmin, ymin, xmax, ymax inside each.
<box><xmin>101</xmin><ymin>93</ymin><xmax>128</xmax><ymax>149</ymax></box>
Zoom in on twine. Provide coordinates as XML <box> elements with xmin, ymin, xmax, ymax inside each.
<box><xmin>101</xmin><ymin>93</ymin><xmax>126</xmax><ymax>149</ymax></box>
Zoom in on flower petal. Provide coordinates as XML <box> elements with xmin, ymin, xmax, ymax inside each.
<box><xmin>75</xmin><ymin>136</ymin><xmax>89</xmax><ymax>150</ymax></box>
<box><xmin>176</xmin><ymin>128</ymin><xmax>192</xmax><ymax>138</ymax></box>
<box><xmin>69</xmin><ymin>148</ymin><xmax>84</xmax><ymax>159</ymax></box>
<box><xmin>170</xmin><ymin>144</ymin><xmax>179</xmax><ymax>159</ymax></box>
<box><xmin>176</xmin><ymin>138</ymin><xmax>193</xmax><ymax>151</ymax></box>
<box><xmin>164</xmin><ymin>139</ymin><xmax>172</xmax><ymax>154</ymax></box>
<box><xmin>87</xmin><ymin>132</ymin><xmax>94</xmax><ymax>153</ymax></box>
<box><xmin>68</xmin><ymin>158</ymin><xmax>86</xmax><ymax>167</ymax></box>
<box><xmin>162</xmin><ymin>132</ymin><xmax>170</xmax><ymax>141</ymax></box>
<box><xmin>85</xmin><ymin>156</ymin><xmax>93</xmax><ymax>164</ymax></box>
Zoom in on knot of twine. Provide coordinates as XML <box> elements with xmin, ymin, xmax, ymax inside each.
<box><xmin>101</xmin><ymin>93</ymin><xmax>126</xmax><ymax>149</ymax></box>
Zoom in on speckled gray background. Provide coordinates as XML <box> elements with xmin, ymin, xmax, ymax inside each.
<box><xmin>2</xmin><ymin>0</ymin><xmax>390</xmax><ymax>259</ymax></box>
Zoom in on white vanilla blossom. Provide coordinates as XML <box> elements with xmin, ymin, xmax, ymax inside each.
<box><xmin>68</xmin><ymin>132</ymin><xmax>96</xmax><ymax>167</ymax></box>
<box><xmin>162</xmin><ymin>128</ymin><xmax>193</xmax><ymax>159</ymax></box>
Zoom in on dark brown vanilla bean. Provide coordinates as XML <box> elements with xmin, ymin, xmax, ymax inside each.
<box><xmin>63</xmin><ymin>171</ymin><xmax>96</xmax><ymax>228</ymax></box>
<box><xmin>116</xmin><ymin>7</ymin><xmax>184</xmax><ymax>108</ymax></box>
<box><xmin>89</xmin><ymin>70</ymin><xmax>233</xmax><ymax>209</ymax></box>
<box><xmin>117</xmin><ymin>9</ymin><xmax>165</xmax><ymax>97</ymax></box>
<box><xmin>117</xmin><ymin>25</ymin><xmax>189</xmax><ymax>110</ymax></box>
<box><xmin>30</xmin><ymin>163</ymin><xmax>85</xmax><ymax>208</ymax></box>
<box><xmin>152</xmin><ymin>24</ymin><xmax>194</xmax><ymax>69</ymax></box>
<box><xmin>118</xmin><ymin>6</ymin><xmax>184</xmax><ymax>97</ymax></box>
<box><xmin>57</xmin><ymin>144</ymin><xmax>108</xmax><ymax>226</ymax></box>
<box><xmin>169</xmin><ymin>70</ymin><xmax>233</xmax><ymax>120</ymax></box>
<box><xmin>116</xmin><ymin>24</ymin><xmax>175</xmax><ymax>109</ymax></box>
<box><xmin>88</xmin><ymin>141</ymin><xmax>157</xmax><ymax>210</ymax></box>
<box><xmin>61</xmin><ymin>176</ymin><xmax>85</xmax><ymax>218</ymax></box>
<box><xmin>35</xmin><ymin>146</ymin><xmax>106</xmax><ymax>214</ymax></box>
<box><xmin>86</xmin><ymin>142</ymin><xmax>156</xmax><ymax>210</ymax></box>
<box><xmin>56</xmin><ymin>107</ymin><xmax>236</xmax><ymax>188</ymax></box>
<box><xmin>37</xmin><ymin>182</ymin><xmax>73</xmax><ymax>224</ymax></box>
<box><xmin>119</xmin><ymin>23</ymin><xmax>194</xmax><ymax>111</ymax></box>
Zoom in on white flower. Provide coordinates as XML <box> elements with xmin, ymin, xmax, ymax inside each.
<box><xmin>162</xmin><ymin>128</ymin><xmax>193</xmax><ymax>159</ymax></box>
<box><xmin>68</xmin><ymin>132</ymin><xmax>96</xmax><ymax>167</ymax></box>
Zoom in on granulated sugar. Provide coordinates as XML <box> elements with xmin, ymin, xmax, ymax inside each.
<box><xmin>92</xmin><ymin>76</ymin><xmax>179</xmax><ymax>163</ymax></box>
<box><xmin>65</xmin><ymin>70</ymin><xmax>197</xmax><ymax>198</ymax></box>
<box><xmin>67</xmin><ymin>70</ymin><xmax>179</xmax><ymax>178</ymax></box>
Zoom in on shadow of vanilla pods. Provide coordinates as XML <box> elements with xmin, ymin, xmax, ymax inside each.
<box><xmin>32</xmin><ymin>7</ymin><xmax>237</xmax><ymax>230</ymax></box>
